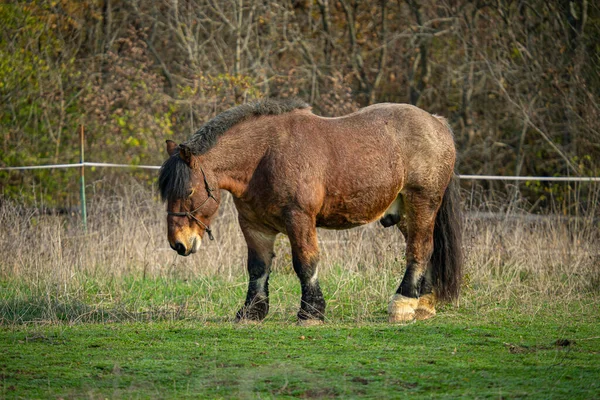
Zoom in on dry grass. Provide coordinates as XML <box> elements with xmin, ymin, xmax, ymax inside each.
<box><xmin>463</xmin><ymin>184</ymin><xmax>600</xmax><ymax>306</ymax></box>
<box><xmin>0</xmin><ymin>179</ymin><xmax>598</xmax><ymax>323</ymax></box>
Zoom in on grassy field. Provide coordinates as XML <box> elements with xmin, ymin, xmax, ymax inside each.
<box><xmin>1</xmin><ymin>184</ymin><xmax>599</xmax><ymax>398</ymax></box>
<box><xmin>1</xmin><ymin>303</ymin><xmax>599</xmax><ymax>399</ymax></box>
<box><xmin>1</xmin><ymin>289</ymin><xmax>599</xmax><ymax>399</ymax></box>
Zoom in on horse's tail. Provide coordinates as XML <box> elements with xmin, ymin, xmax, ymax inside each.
<box><xmin>431</xmin><ymin>175</ymin><xmax>463</xmax><ymax>303</ymax></box>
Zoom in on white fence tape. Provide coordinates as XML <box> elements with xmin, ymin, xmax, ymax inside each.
<box><xmin>0</xmin><ymin>162</ymin><xmax>599</xmax><ymax>181</ymax></box>
<box><xmin>82</xmin><ymin>162</ymin><xmax>160</xmax><ymax>170</ymax></box>
<box><xmin>0</xmin><ymin>163</ymin><xmax>85</xmax><ymax>170</ymax></box>
<box><xmin>459</xmin><ymin>174</ymin><xmax>600</xmax><ymax>182</ymax></box>
<box><xmin>0</xmin><ymin>162</ymin><xmax>160</xmax><ymax>171</ymax></box>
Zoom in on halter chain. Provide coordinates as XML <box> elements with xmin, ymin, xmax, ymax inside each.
<box><xmin>167</xmin><ymin>167</ymin><xmax>218</xmax><ymax>241</ymax></box>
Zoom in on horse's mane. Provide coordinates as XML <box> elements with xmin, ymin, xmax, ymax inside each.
<box><xmin>159</xmin><ymin>98</ymin><xmax>309</xmax><ymax>201</ymax></box>
<box><xmin>185</xmin><ymin>98</ymin><xmax>309</xmax><ymax>155</ymax></box>
<box><xmin>159</xmin><ymin>154</ymin><xmax>191</xmax><ymax>201</ymax></box>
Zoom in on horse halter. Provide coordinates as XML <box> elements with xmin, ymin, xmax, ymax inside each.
<box><xmin>166</xmin><ymin>167</ymin><xmax>218</xmax><ymax>241</ymax></box>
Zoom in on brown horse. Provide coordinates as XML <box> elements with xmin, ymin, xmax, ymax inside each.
<box><xmin>159</xmin><ymin>99</ymin><xmax>463</xmax><ymax>324</ymax></box>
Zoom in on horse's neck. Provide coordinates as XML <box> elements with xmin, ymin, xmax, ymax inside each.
<box><xmin>205</xmin><ymin>119</ymin><xmax>271</xmax><ymax>198</ymax></box>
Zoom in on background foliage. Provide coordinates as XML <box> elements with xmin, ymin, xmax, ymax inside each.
<box><xmin>1</xmin><ymin>0</ymin><xmax>599</xmax><ymax>207</ymax></box>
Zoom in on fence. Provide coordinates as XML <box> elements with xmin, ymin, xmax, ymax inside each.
<box><xmin>5</xmin><ymin>163</ymin><xmax>600</xmax><ymax>181</ymax></box>
<box><xmin>2</xmin><ymin>126</ymin><xmax>599</xmax><ymax>231</ymax></box>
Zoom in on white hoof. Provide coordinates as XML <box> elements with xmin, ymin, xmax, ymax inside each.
<box><xmin>388</xmin><ymin>294</ymin><xmax>418</xmax><ymax>323</ymax></box>
<box><xmin>415</xmin><ymin>293</ymin><xmax>437</xmax><ymax>320</ymax></box>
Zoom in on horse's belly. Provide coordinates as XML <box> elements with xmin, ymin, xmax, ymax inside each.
<box><xmin>316</xmin><ymin>214</ymin><xmax>366</xmax><ymax>230</ymax></box>
<box><xmin>316</xmin><ymin>191</ymin><xmax>395</xmax><ymax>229</ymax></box>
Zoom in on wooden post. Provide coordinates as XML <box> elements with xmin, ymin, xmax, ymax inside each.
<box><xmin>80</xmin><ymin>125</ymin><xmax>87</xmax><ymax>232</ymax></box>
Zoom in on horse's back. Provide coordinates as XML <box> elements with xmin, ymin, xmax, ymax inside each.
<box><xmin>275</xmin><ymin>104</ymin><xmax>452</xmax><ymax>226</ymax></box>
<box><xmin>247</xmin><ymin>104</ymin><xmax>456</xmax><ymax>229</ymax></box>
<box><xmin>312</xmin><ymin>103</ymin><xmax>455</xmax><ymax>188</ymax></box>
<box><xmin>333</xmin><ymin>103</ymin><xmax>456</xmax><ymax>191</ymax></box>
<box><xmin>388</xmin><ymin>105</ymin><xmax>456</xmax><ymax>193</ymax></box>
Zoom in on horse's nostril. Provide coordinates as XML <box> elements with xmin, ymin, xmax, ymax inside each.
<box><xmin>174</xmin><ymin>242</ymin><xmax>186</xmax><ymax>255</ymax></box>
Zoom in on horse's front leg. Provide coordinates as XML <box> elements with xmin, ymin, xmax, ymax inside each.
<box><xmin>285</xmin><ymin>211</ymin><xmax>326</xmax><ymax>325</ymax></box>
<box><xmin>235</xmin><ymin>218</ymin><xmax>277</xmax><ymax>322</ymax></box>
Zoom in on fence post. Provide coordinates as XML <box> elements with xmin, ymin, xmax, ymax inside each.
<box><xmin>80</xmin><ymin>125</ymin><xmax>87</xmax><ymax>232</ymax></box>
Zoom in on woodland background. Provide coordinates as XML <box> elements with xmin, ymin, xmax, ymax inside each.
<box><xmin>0</xmin><ymin>0</ymin><xmax>598</xmax><ymax>209</ymax></box>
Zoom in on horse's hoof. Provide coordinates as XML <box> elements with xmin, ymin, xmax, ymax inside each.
<box><xmin>234</xmin><ymin>311</ymin><xmax>266</xmax><ymax>323</ymax></box>
<box><xmin>235</xmin><ymin>300</ymin><xmax>268</xmax><ymax>322</ymax></box>
<box><xmin>297</xmin><ymin>318</ymin><xmax>324</xmax><ymax>327</ymax></box>
<box><xmin>388</xmin><ymin>294</ymin><xmax>418</xmax><ymax>323</ymax></box>
<box><xmin>414</xmin><ymin>309</ymin><xmax>435</xmax><ymax>320</ymax></box>
<box><xmin>235</xmin><ymin>317</ymin><xmax>262</xmax><ymax>325</ymax></box>
<box><xmin>415</xmin><ymin>293</ymin><xmax>436</xmax><ymax>320</ymax></box>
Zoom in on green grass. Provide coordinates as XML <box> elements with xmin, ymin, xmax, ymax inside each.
<box><xmin>1</xmin><ymin>191</ymin><xmax>599</xmax><ymax>398</ymax></box>
<box><xmin>1</xmin><ymin>276</ymin><xmax>599</xmax><ymax>399</ymax></box>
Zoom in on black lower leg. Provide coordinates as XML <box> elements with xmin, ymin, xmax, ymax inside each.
<box><xmin>236</xmin><ymin>248</ymin><xmax>272</xmax><ymax>321</ymax></box>
<box><xmin>419</xmin><ymin>266</ymin><xmax>434</xmax><ymax>297</ymax></box>
<box><xmin>293</xmin><ymin>257</ymin><xmax>326</xmax><ymax>321</ymax></box>
<box><xmin>298</xmin><ymin>281</ymin><xmax>326</xmax><ymax>321</ymax></box>
<box><xmin>396</xmin><ymin>260</ymin><xmax>422</xmax><ymax>299</ymax></box>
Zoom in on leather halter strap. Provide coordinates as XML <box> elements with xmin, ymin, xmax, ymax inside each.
<box><xmin>166</xmin><ymin>167</ymin><xmax>218</xmax><ymax>240</ymax></box>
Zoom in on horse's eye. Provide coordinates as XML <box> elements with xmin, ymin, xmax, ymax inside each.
<box><xmin>187</xmin><ymin>188</ymin><xmax>195</xmax><ymax>198</ymax></box>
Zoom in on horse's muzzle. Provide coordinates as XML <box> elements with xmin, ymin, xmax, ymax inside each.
<box><xmin>172</xmin><ymin>241</ymin><xmax>187</xmax><ymax>256</ymax></box>
<box><xmin>171</xmin><ymin>238</ymin><xmax>200</xmax><ymax>256</ymax></box>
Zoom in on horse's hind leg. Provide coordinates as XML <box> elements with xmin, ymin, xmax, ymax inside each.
<box><xmin>285</xmin><ymin>210</ymin><xmax>326</xmax><ymax>325</ymax></box>
<box><xmin>236</xmin><ymin>218</ymin><xmax>277</xmax><ymax>322</ymax></box>
<box><xmin>390</xmin><ymin>199</ymin><xmax>436</xmax><ymax>319</ymax></box>
<box><xmin>415</xmin><ymin>267</ymin><xmax>436</xmax><ymax>320</ymax></box>
<box><xmin>392</xmin><ymin>194</ymin><xmax>409</xmax><ymax>241</ymax></box>
<box><xmin>389</xmin><ymin>191</ymin><xmax>440</xmax><ymax>323</ymax></box>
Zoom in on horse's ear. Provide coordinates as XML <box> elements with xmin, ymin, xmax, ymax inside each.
<box><xmin>166</xmin><ymin>140</ymin><xmax>178</xmax><ymax>156</ymax></box>
<box><xmin>178</xmin><ymin>143</ymin><xmax>193</xmax><ymax>165</ymax></box>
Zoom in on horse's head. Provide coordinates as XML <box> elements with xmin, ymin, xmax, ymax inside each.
<box><xmin>159</xmin><ymin>140</ymin><xmax>220</xmax><ymax>256</ymax></box>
